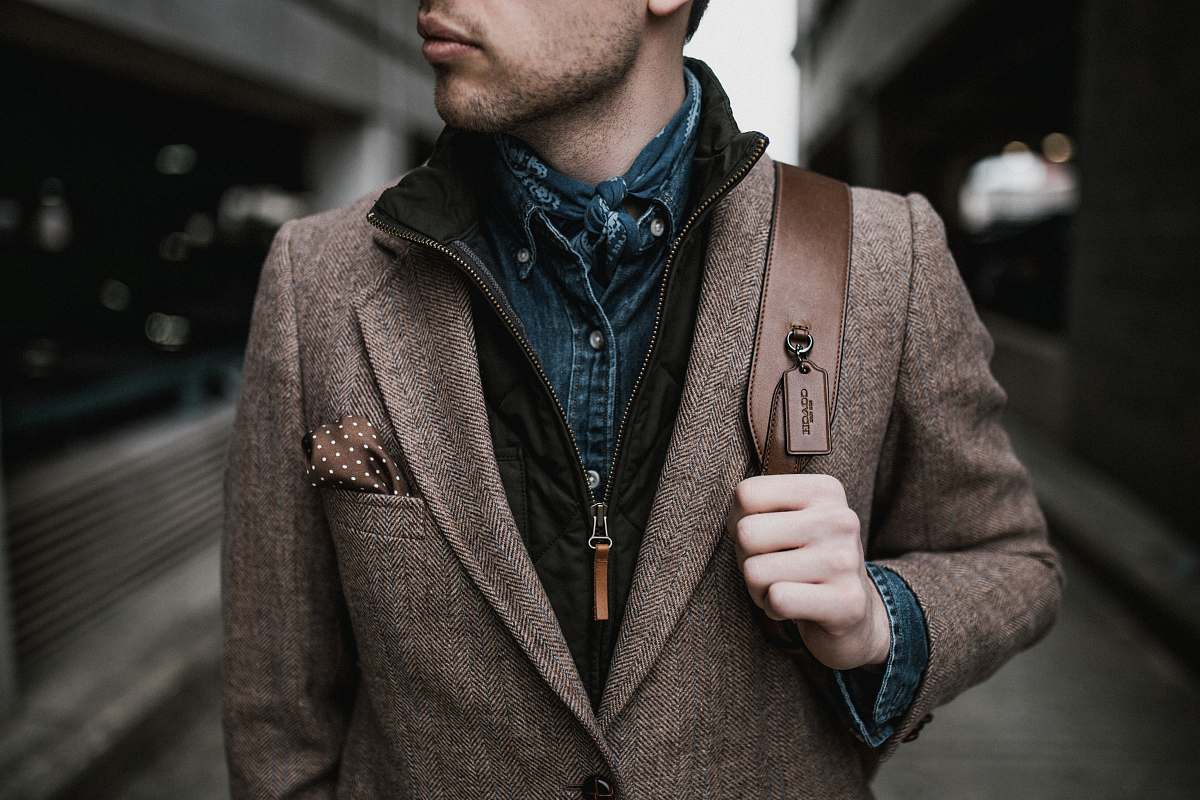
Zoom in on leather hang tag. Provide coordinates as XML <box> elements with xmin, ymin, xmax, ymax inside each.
<box><xmin>783</xmin><ymin>360</ymin><xmax>831</xmax><ymax>456</ymax></box>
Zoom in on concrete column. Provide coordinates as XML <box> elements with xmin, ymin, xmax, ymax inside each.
<box><xmin>847</xmin><ymin>98</ymin><xmax>883</xmax><ymax>188</ymax></box>
<box><xmin>306</xmin><ymin>119</ymin><xmax>413</xmax><ymax>212</ymax></box>
<box><xmin>1067</xmin><ymin>1</ymin><xmax>1200</xmax><ymax>535</ymax></box>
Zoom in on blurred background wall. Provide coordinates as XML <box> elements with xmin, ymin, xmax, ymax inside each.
<box><xmin>0</xmin><ymin>0</ymin><xmax>440</xmax><ymax>793</ymax></box>
<box><xmin>797</xmin><ymin>0</ymin><xmax>1200</xmax><ymax>678</ymax></box>
<box><xmin>796</xmin><ymin>3</ymin><xmax>1200</xmax><ymax>794</ymax></box>
<box><xmin>0</xmin><ymin>0</ymin><xmax>1197</xmax><ymax>798</ymax></box>
<box><xmin>798</xmin><ymin>0</ymin><xmax>1200</xmax><ymax>540</ymax></box>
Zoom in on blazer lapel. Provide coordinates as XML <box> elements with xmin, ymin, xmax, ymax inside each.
<box><xmin>597</xmin><ymin>155</ymin><xmax>777</xmax><ymax>731</ymax></box>
<box><xmin>353</xmin><ymin>234</ymin><xmax>614</xmax><ymax>761</ymax></box>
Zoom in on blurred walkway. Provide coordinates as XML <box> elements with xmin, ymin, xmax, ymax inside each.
<box><xmin>873</xmin><ymin>546</ymin><xmax>1200</xmax><ymax>799</ymax></box>
<box><xmin>91</xmin><ymin>549</ymin><xmax>1199</xmax><ymax>800</ymax></box>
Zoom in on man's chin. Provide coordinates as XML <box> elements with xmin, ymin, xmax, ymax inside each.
<box><xmin>433</xmin><ymin>85</ymin><xmax>517</xmax><ymax>133</ymax></box>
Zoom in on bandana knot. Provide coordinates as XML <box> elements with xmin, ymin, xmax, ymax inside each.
<box><xmin>582</xmin><ymin>177</ymin><xmax>639</xmax><ymax>261</ymax></box>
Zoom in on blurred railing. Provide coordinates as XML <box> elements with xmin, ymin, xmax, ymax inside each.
<box><xmin>4</xmin><ymin>401</ymin><xmax>234</xmax><ymax>682</ymax></box>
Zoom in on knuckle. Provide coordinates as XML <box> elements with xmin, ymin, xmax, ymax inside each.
<box><xmin>734</xmin><ymin>515</ymin><xmax>756</xmax><ymax>551</ymax></box>
<box><xmin>832</xmin><ymin>507</ymin><xmax>860</xmax><ymax>538</ymax></box>
<box><xmin>741</xmin><ymin>554</ymin><xmax>765</xmax><ymax>588</ymax></box>
<box><xmin>840</xmin><ymin>506</ymin><xmax>859</xmax><ymax>532</ymax></box>
<box><xmin>830</xmin><ymin>606</ymin><xmax>859</xmax><ymax>633</ymax></box>
<box><xmin>829</xmin><ymin>546</ymin><xmax>861</xmax><ymax>574</ymax></box>
<box><xmin>815</xmin><ymin>473</ymin><xmax>844</xmax><ymax>497</ymax></box>
<box><xmin>830</xmin><ymin>583</ymin><xmax>865</xmax><ymax>624</ymax></box>
<box><xmin>732</xmin><ymin>478</ymin><xmax>757</xmax><ymax>512</ymax></box>
<box><xmin>848</xmin><ymin>585</ymin><xmax>871</xmax><ymax>621</ymax></box>
<box><xmin>821</xmin><ymin>611</ymin><xmax>853</xmax><ymax>637</ymax></box>
<box><xmin>765</xmin><ymin>582</ymin><xmax>789</xmax><ymax>616</ymax></box>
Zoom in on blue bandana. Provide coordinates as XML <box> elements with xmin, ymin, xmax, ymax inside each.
<box><xmin>490</xmin><ymin>65</ymin><xmax>702</xmax><ymax>287</ymax></box>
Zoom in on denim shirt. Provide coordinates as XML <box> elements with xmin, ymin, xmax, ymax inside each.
<box><xmin>477</xmin><ymin>65</ymin><xmax>703</xmax><ymax>497</ymax></box>
<box><xmin>476</xmin><ymin>63</ymin><xmax>927</xmax><ymax>747</ymax></box>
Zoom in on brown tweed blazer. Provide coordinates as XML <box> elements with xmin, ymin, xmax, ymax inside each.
<box><xmin>221</xmin><ymin>153</ymin><xmax>1063</xmax><ymax>798</ymax></box>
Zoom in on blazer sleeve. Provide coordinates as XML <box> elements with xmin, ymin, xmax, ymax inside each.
<box><xmin>866</xmin><ymin>192</ymin><xmax>1065</xmax><ymax>760</ymax></box>
<box><xmin>221</xmin><ymin>220</ymin><xmax>359</xmax><ymax>797</ymax></box>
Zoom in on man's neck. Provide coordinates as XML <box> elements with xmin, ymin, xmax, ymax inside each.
<box><xmin>507</xmin><ymin>55</ymin><xmax>687</xmax><ymax>187</ymax></box>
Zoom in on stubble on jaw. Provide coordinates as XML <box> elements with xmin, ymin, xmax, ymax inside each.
<box><xmin>431</xmin><ymin>18</ymin><xmax>642</xmax><ymax>137</ymax></box>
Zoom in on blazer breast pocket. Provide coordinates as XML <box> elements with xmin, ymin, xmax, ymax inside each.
<box><xmin>319</xmin><ymin>486</ymin><xmax>433</xmax><ymax>541</ymax></box>
<box><xmin>319</xmin><ymin>484</ymin><xmax>454</xmax><ymax>686</ymax></box>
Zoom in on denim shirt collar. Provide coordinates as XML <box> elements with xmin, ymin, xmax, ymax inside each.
<box><xmin>367</xmin><ymin>56</ymin><xmax>768</xmax><ymax>253</ymax></box>
<box><xmin>484</xmin><ymin>64</ymin><xmax>702</xmax><ymax>280</ymax></box>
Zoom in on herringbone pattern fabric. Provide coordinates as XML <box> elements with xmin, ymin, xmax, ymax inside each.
<box><xmin>221</xmin><ymin>153</ymin><xmax>1062</xmax><ymax>798</ymax></box>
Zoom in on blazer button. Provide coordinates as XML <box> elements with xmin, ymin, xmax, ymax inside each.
<box><xmin>578</xmin><ymin>774</ymin><xmax>614</xmax><ymax>799</ymax></box>
<box><xmin>901</xmin><ymin>712</ymin><xmax>934</xmax><ymax>742</ymax></box>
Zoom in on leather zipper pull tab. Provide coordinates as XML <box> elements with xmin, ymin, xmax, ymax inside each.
<box><xmin>588</xmin><ymin>502</ymin><xmax>612</xmax><ymax>621</ymax></box>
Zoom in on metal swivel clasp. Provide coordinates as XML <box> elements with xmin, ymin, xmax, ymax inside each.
<box><xmin>785</xmin><ymin>324</ymin><xmax>815</xmax><ymax>372</ymax></box>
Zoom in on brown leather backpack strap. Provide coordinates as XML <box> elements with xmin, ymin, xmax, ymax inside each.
<box><xmin>746</xmin><ymin>161</ymin><xmax>852</xmax><ymax>475</ymax></box>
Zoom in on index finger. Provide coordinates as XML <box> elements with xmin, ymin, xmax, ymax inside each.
<box><xmin>731</xmin><ymin>473</ymin><xmax>845</xmax><ymax>516</ymax></box>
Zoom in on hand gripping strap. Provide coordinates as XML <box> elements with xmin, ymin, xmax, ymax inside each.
<box><xmin>746</xmin><ymin>161</ymin><xmax>852</xmax><ymax>475</ymax></box>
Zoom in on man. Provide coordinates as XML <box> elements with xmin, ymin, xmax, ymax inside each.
<box><xmin>221</xmin><ymin>0</ymin><xmax>1063</xmax><ymax>797</ymax></box>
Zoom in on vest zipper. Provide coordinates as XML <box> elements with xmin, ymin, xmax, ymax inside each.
<box><xmin>588</xmin><ymin>501</ymin><xmax>612</xmax><ymax>620</ymax></box>
<box><xmin>596</xmin><ymin>133</ymin><xmax>768</xmax><ymax>507</ymax></box>
<box><xmin>365</xmin><ymin>131</ymin><xmax>768</xmax><ymax>631</ymax></box>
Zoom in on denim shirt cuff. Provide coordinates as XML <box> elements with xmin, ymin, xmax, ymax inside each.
<box><xmin>829</xmin><ymin>561</ymin><xmax>929</xmax><ymax>748</ymax></box>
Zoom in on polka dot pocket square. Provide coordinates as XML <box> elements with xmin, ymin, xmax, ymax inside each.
<box><xmin>302</xmin><ymin>414</ymin><xmax>409</xmax><ymax>495</ymax></box>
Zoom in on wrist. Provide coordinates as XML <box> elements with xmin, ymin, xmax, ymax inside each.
<box><xmin>864</xmin><ymin>578</ymin><xmax>892</xmax><ymax>666</ymax></box>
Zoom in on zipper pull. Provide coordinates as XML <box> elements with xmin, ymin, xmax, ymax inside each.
<box><xmin>588</xmin><ymin>501</ymin><xmax>612</xmax><ymax>621</ymax></box>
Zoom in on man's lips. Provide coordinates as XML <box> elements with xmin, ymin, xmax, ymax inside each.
<box><xmin>418</xmin><ymin>16</ymin><xmax>482</xmax><ymax>64</ymax></box>
<box><xmin>421</xmin><ymin>38</ymin><xmax>481</xmax><ymax>63</ymax></box>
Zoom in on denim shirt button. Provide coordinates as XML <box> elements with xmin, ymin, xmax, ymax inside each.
<box><xmin>515</xmin><ymin>247</ymin><xmax>531</xmax><ymax>264</ymax></box>
<box><xmin>649</xmin><ymin>216</ymin><xmax>666</xmax><ymax>237</ymax></box>
<box><xmin>588</xmin><ymin>329</ymin><xmax>605</xmax><ymax>351</ymax></box>
<box><xmin>585</xmin><ymin>469</ymin><xmax>601</xmax><ymax>490</ymax></box>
